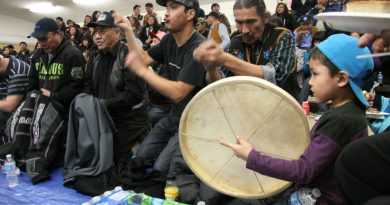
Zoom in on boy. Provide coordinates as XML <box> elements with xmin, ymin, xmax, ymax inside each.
<box><xmin>221</xmin><ymin>34</ymin><xmax>374</xmax><ymax>205</ymax></box>
<box><xmin>293</xmin><ymin>15</ymin><xmax>318</xmax><ymax>50</ymax></box>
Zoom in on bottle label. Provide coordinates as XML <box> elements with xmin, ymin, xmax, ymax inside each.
<box><xmin>4</xmin><ymin>162</ymin><xmax>15</xmax><ymax>172</ymax></box>
<box><xmin>289</xmin><ymin>192</ymin><xmax>301</xmax><ymax>205</ymax></box>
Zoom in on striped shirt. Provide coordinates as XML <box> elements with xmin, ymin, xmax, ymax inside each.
<box><xmin>0</xmin><ymin>56</ymin><xmax>33</xmax><ymax>99</ymax></box>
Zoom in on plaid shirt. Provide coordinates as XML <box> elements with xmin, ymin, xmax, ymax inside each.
<box><xmin>226</xmin><ymin>27</ymin><xmax>295</xmax><ymax>86</ymax></box>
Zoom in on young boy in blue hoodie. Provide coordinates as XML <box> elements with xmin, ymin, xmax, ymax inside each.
<box><xmin>221</xmin><ymin>34</ymin><xmax>374</xmax><ymax>205</ymax></box>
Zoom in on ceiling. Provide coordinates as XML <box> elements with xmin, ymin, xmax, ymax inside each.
<box><xmin>0</xmin><ymin>0</ymin><xmax>233</xmax><ymax>24</ymax></box>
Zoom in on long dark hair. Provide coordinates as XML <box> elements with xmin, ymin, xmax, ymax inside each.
<box><xmin>275</xmin><ymin>3</ymin><xmax>289</xmax><ymax>17</ymax></box>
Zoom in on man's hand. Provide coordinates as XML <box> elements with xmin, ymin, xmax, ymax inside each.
<box><xmin>193</xmin><ymin>40</ymin><xmax>224</xmax><ymax>69</ymax></box>
<box><xmin>359</xmin><ymin>31</ymin><xmax>390</xmax><ymax>53</ymax></box>
<box><xmin>125</xmin><ymin>52</ymin><xmax>148</xmax><ymax>78</ymax></box>
<box><xmin>220</xmin><ymin>136</ymin><xmax>253</xmax><ymax>161</ymax></box>
<box><xmin>40</xmin><ymin>88</ymin><xmax>51</xmax><ymax>97</ymax></box>
<box><xmin>113</xmin><ymin>14</ymin><xmax>133</xmax><ymax>32</ymax></box>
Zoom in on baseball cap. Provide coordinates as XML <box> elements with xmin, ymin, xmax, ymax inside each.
<box><xmin>298</xmin><ymin>15</ymin><xmax>314</xmax><ymax>24</ymax></box>
<box><xmin>317</xmin><ymin>34</ymin><xmax>374</xmax><ymax>106</ymax></box>
<box><xmin>87</xmin><ymin>11</ymin><xmax>115</xmax><ymax>27</ymax></box>
<box><xmin>28</xmin><ymin>17</ymin><xmax>59</xmax><ymax>39</ymax></box>
<box><xmin>157</xmin><ymin>0</ymin><xmax>199</xmax><ymax>15</ymax></box>
<box><xmin>149</xmin><ymin>30</ymin><xmax>167</xmax><ymax>40</ymax></box>
<box><xmin>197</xmin><ymin>17</ymin><xmax>206</xmax><ymax>24</ymax></box>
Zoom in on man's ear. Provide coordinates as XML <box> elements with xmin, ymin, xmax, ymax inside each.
<box><xmin>187</xmin><ymin>9</ymin><xmax>195</xmax><ymax>21</ymax></box>
<box><xmin>337</xmin><ymin>71</ymin><xmax>350</xmax><ymax>87</ymax></box>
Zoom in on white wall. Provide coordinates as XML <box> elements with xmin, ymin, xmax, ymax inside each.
<box><xmin>0</xmin><ymin>14</ymin><xmax>36</xmax><ymax>44</ymax></box>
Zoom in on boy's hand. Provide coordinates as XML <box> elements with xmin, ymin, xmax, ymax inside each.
<box><xmin>220</xmin><ymin>136</ymin><xmax>253</xmax><ymax>161</ymax></box>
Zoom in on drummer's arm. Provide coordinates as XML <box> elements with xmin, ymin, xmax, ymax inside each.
<box><xmin>246</xmin><ymin>134</ymin><xmax>341</xmax><ymax>184</ymax></box>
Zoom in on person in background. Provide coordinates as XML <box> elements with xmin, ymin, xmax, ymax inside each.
<box><xmin>272</xmin><ymin>2</ymin><xmax>296</xmax><ymax>31</ymax></box>
<box><xmin>221</xmin><ymin>34</ymin><xmax>374</xmax><ymax>205</ymax></box>
<box><xmin>196</xmin><ymin>17</ymin><xmax>209</xmax><ymax>38</ymax></box>
<box><xmin>291</xmin><ymin>0</ymin><xmax>317</xmax><ymax>18</ymax></box>
<box><xmin>207</xmin><ymin>12</ymin><xmax>230</xmax><ymax>50</ymax></box>
<box><xmin>16</xmin><ymin>41</ymin><xmax>30</xmax><ymax>63</ymax></box>
<box><xmin>7</xmin><ymin>45</ymin><xmax>17</xmax><ymax>56</ymax></box>
<box><xmin>56</xmin><ymin>17</ymin><xmax>67</xmax><ymax>33</ymax></box>
<box><xmin>139</xmin><ymin>15</ymin><xmax>160</xmax><ymax>49</ymax></box>
<box><xmin>210</xmin><ymin>3</ymin><xmax>232</xmax><ymax>34</ymax></box>
<box><xmin>82</xmin><ymin>15</ymin><xmax>92</xmax><ymax>35</ymax></box>
<box><xmin>91</xmin><ymin>10</ymin><xmax>101</xmax><ymax>23</ymax></box>
<box><xmin>131</xmin><ymin>5</ymin><xmax>144</xmax><ymax>26</ymax></box>
<box><xmin>129</xmin><ymin>16</ymin><xmax>142</xmax><ymax>38</ymax></box>
<box><xmin>307</xmin><ymin>0</ymin><xmax>342</xmax><ymax>33</ymax></box>
<box><xmin>293</xmin><ymin>14</ymin><xmax>317</xmax><ymax>50</ymax></box>
<box><xmin>143</xmin><ymin>3</ymin><xmax>162</xmax><ymax>26</ymax></box>
<box><xmin>68</xmin><ymin>25</ymin><xmax>83</xmax><ymax>46</ymax></box>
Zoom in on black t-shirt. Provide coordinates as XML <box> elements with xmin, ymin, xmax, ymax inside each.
<box><xmin>148</xmin><ymin>32</ymin><xmax>206</xmax><ymax>117</ymax></box>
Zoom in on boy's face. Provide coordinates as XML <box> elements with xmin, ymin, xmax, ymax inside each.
<box><xmin>301</xmin><ymin>22</ymin><xmax>312</xmax><ymax>31</ymax></box>
<box><xmin>308</xmin><ymin>59</ymin><xmax>339</xmax><ymax>103</ymax></box>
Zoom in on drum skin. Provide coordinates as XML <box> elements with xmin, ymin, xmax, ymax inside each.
<box><xmin>179</xmin><ymin>76</ymin><xmax>310</xmax><ymax>199</ymax></box>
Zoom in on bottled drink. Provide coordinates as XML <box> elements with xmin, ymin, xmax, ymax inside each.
<box><xmin>4</xmin><ymin>154</ymin><xmax>18</xmax><ymax>188</ymax></box>
<box><xmin>4</xmin><ymin>154</ymin><xmax>16</xmax><ymax>173</ymax></box>
<box><xmin>288</xmin><ymin>187</ymin><xmax>321</xmax><ymax>205</ymax></box>
<box><xmin>302</xmin><ymin>101</ymin><xmax>310</xmax><ymax>117</ymax></box>
<box><xmin>377</xmin><ymin>72</ymin><xmax>383</xmax><ymax>85</ymax></box>
<box><xmin>164</xmin><ymin>179</ymin><xmax>179</xmax><ymax>202</ymax></box>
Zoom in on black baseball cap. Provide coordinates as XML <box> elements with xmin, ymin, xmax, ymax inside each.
<box><xmin>157</xmin><ymin>0</ymin><xmax>199</xmax><ymax>15</ymax></box>
<box><xmin>87</xmin><ymin>11</ymin><xmax>115</xmax><ymax>27</ymax></box>
<box><xmin>28</xmin><ymin>17</ymin><xmax>59</xmax><ymax>39</ymax></box>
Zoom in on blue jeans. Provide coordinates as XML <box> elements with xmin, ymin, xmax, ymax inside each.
<box><xmin>136</xmin><ymin>114</ymin><xmax>180</xmax><ymax>175</ymax></box>
<box><xmin>147</xmin><ymin>106</ymin><xmax>169</xmax><ymax>127</ymax></box>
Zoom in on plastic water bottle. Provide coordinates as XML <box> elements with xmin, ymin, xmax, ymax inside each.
<box><xmin>288</xmin><ymin>187</ymin><xmax>321</xmax><ymax>205</ymax></box>
<box><xmin>164</xmin><ymin>179</ymin><xmax>179</xmax><ymax>202</ymax></box>
<box><xmin>4</xmin><ymin>154</ymin><xmax>18</xmax><ymax>188</ymax></box>
<box><xmin>377</xmin><ymin>72</ymin><xmax>383</xmax><ymax>85</ymax></box>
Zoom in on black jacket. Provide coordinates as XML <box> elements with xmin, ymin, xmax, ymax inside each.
<box><xmin>31</xmin><ymin>38</ymin><xmax>85</xmax><ymax>109</ymax></box>
<box><xmin>85</xmin><ymin>40</ymin><xmax>148</xmax><ymax>120</ymax></box>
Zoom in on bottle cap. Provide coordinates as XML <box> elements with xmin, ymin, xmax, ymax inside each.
<box><xmin>164</xmin><ymin>186</ymin><xmax>179</xmax><ymax>199</ymax></box>
<box><xmin>312</xmin><ymin>188</ymin><xmax>321</xmax><ymax>198</ymax></box>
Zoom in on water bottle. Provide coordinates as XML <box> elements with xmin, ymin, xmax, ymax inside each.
<box><xmin>288</xmin><ymin>187</ymin><xmax>321</xmax><ymax>205</ymax></box>
<box><xmin>164</xmin><ymin>178</ymin><xmax>179</xmax><ymax>202</ymax></box>
<box><xmin>4</xmin><ymin>154</ymin><xmax>18</xmax><ymax>188</ymax></box>
<box><xmin>377</xmin><ymin>72</ymin><xmax>383</xmax><ymax>85</ymax></box>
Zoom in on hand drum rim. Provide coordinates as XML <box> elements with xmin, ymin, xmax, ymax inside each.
<box><xmin>179</xmin><ymin>76</ymin><xmax>310</xmax><ymax>199</ymax></box>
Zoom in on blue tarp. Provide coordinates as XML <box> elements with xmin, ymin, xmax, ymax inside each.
<box><xmin>0</xmin><ymin>168</ymin><xmax>90</xmax><ymax>204</ymax></box>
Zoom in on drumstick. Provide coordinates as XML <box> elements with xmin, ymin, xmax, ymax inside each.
<box><xmin>356</xmin><ymin>52</ymin><xmax>390</xmax><ymax>59</ymax></box>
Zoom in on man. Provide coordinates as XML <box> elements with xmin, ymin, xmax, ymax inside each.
<box><xmin>196</xmin><ymin>17</ymin><xmax>209</xmax><ymax>38</ymax></box>
<box><xmin>131</xmin><ymin>5</ymin><xmax>144</xmax><ymax>25</ymax></box>
<box><xmin>6</xmin><ymin>45</ymin><xmax>17</xmax><ymax>56</ymax></box>
<box><xmin>16</xmin><ymin>41</ymin><xmax>30</xmax><ymax>63</ymax></box>
<box><xmin>211</xmin><ymin>3</ymin><xmax>232</xmax><ymax>34</ymax></box>
<box><xmin>115</xmin><ymin>0</ymin><xmax>206</xmax><ymax>179</ymax></box>
<box><xmin>194</xmin><ymin>0</ymin><xmax>298</xmax><ymax>99</ymax></box>
<box><xmin>86</xmin><ymin>12</ymin><xmax>149</xmax><ymax>160</ymax></box>
<box><xmin>207</xmin><ymin>11</ymin><xmax>230</xmax><ymax>50</ymax></box>
<box><xmin>29</xmin><ymin>17</ymin><xmax>85</xmax><ymax>110</ymax></box>
<box><xmin>0</xmin><ymin>54</ymin><xmax>37</xmax><ymax>134</ymax></box>
<box><xmin>143</xmin><ymin>3</ymin><xmax>162</xmax><ymax>26</ymax></box>
<box><xmin>56</xmin><ymin>17</ymin><xmax>67</xmax><ymax>33</ymax></box>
